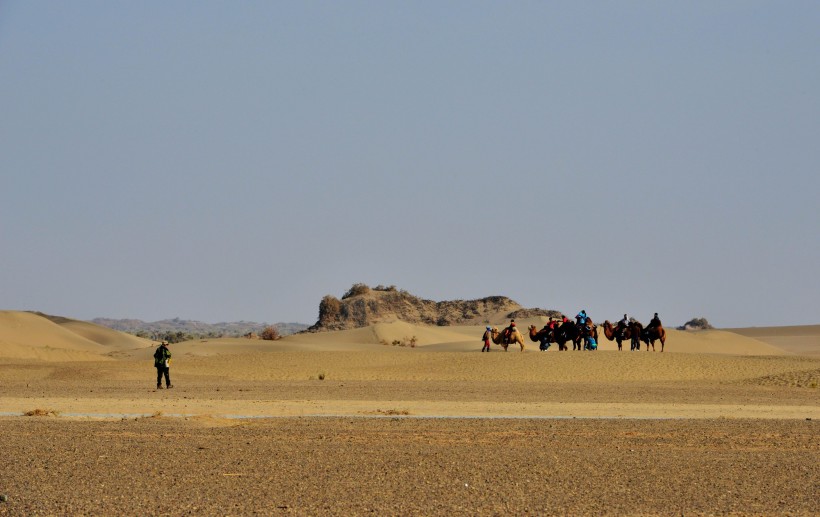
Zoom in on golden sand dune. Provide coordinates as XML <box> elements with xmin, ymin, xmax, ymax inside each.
<box><xmin>57</xmin><ymin>319</ymin><xmax>151</xmax><ymax>351</ymax></box>
<box><xmin>0</xmin><ymin>312</ymin><xmax>810</xmax><ymax>362</ymax></box>
<box><xmin>0</xmin><ymin>311</ymin><xmax>110</xmax><ymax>358</ymax></box>
<box><xmin>0</xmin><ymin>311</ymin><xmax>153</xmax><ymax>361</ymax></box>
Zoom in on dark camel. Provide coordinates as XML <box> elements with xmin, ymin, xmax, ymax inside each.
<box><xmin>528</xmin><ymin>322</ymin><xmax>575</xmax><ymax>351</ymax></box>
<box><xmin>573</xmin><ymin>320</ymin><xmax>598</xmax><ymax>351</ymax></box>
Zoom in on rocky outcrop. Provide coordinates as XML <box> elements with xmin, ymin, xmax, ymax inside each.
<box><xmin>307</xmin><ymin>284</ymin><xmax>561</xmax><ymax>332</ymax></box>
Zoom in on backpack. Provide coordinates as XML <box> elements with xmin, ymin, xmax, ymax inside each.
<box><xmin>154</xmin><ymin>346</ymin><xmax>169</xmax><ymax>367</ymax></box>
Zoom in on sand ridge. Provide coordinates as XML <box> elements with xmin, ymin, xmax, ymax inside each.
<box><xmin>3</xmin><ymin>311</ymin><xmax>815</xmax><ymax>362</ymax></box>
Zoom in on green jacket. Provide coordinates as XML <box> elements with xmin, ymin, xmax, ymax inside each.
<box><xmin>153</xmin><ymin>345</ymin><xmax>172</xmax><ymax>368</ymax></box>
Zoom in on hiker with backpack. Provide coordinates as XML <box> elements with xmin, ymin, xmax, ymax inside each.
<box><xmin>154</xmin><ymin>341</ymin><xmax>173</xmax><ymax>389</ymax></box>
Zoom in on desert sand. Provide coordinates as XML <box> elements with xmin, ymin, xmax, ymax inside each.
<box><xmin>0</xmin><ymin>311</ymin><xmax>818</xmax><ymax>515</ymax></box>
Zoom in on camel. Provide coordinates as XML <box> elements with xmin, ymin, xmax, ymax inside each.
<box><xmin>490</xmin><ymin>326</ymin><xmax>525</xmax><ymax>352</ymax></box>
<box><xmin>573</xmin><ymin>320</ymin><xmax>598</xmax><ymax>351</ymax></box>
<box><xmin>603</xmin><ymin>320</ymin><xmax>633</xmax><ymax>351</ymax></box>
<box><xmin>629</xmin><ymin>321</ymin><xmax>643</xmax><ymax>351</ymax></box>
<box><xmin>641</xmin><ymin>324</ymin><xmax>666</xmax><ymax>352</ymax></box>
<box><xmin>528</xmin><ymin>322</ymin><xmax>574</xmax><ymax>351</ymax></box>
<box><xmin>528</xmin><ymin>325</ymin><xmax>552</xmax><ymax>351</ymax></box>
<box><xmin>553</xmin><ymin>322</ymin><xmax>577</xmax><ymax>351</ymax></box>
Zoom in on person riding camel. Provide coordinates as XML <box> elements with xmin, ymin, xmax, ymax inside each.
<box><xmin>576</xmin><ymin>310</ymin><xmax>594</xmax><ymax>342</ymax></box>
<box><xmin>547</xmin><ymin>318</ymin><xmax>557</xmax><ymax>334</ymax></box>
<box><xmin>647</xmin><ymin>312</ymin><xmax>662</xmax><ymax>330</ymax></box>
<box><xmin>618</xmin><ymin>314</ymin><xmax>629</xmax><ymax>337</ymax></box>
<box><xmin>504</xmin><ymin>319</ymin><xmax>516</xmax><ymax>344</ymax></box>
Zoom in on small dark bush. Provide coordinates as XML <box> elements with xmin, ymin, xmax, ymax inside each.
<box><xmin>678</xmin><ymin>317</ymin><xmax>713</xmax><ymax>331</ymax></box>
<box><xmin>260</xmin><ymin>325</ymin><xmax>281</xmax><ymax>340</ymax></box>
<box><xmin>342</xmin><ymin>283</ymin><xmax>371</xmax><ymax>299</ymax></box>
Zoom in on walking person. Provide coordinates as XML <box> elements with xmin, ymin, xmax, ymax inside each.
<box><xmin>481</xmin><ymin>326</ymin><xmax>492</xmax><ymax>352</ymax></box>
<box><xmin>154</xmin><ymin>341</ymin><xmax>173</xmax><ymax>389</ymax></box>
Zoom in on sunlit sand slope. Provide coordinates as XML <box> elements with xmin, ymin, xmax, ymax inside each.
<box><xmin>0</xmin><ymin>311</ymin><xmax>151</xmax><ymax>361</ymax></box>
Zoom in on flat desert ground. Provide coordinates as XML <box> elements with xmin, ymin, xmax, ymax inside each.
<box><xmin>0</xmin><ymin>311</ymin><xmax>818</xmax><ymax>515</ymax></box>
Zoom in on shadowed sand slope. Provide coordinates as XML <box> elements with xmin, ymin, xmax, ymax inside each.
<box><xmin>725</xmin><ymin>324</ymin><xmax>820</xmax><ymax>356</ymax></box>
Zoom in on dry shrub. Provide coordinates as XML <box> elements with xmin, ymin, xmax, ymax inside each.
<box><xmin>679</xmin><ymin>317</ymin><xmax>713</xmax><ymax>330</ymax></box>
<box><xmin>260</xmin><ymin>325</ymin><xmax>280</xmax><ymax>341</ymax></box>
<box><xmin>392</xmin><ymin>336</ymin><xmax>417</xmax><ymax>347</ymax></box>
<box><xmin>318</xmin><ymin>295</ymin><xmax>342</xmax><ymax>320</ymax></box>
<box><xmin>342</xmin><ymin>283</ymin><xmax>370</xmax><ymax>299</ymax></box>
<box><xmin>375</xmin><ymin>408</ymin><xmax>410</xmax><ymax>416</ymax></box>
<box><xmin>24</xmin><ymin>408</ymin><xmax>59</xmax><ymax>417</ymax></box>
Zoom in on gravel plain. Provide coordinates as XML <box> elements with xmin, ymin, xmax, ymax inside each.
<box><xmin>0</xmin><ymin>416</ymin><xmax>817</xmax><ymax>516</ymax></box>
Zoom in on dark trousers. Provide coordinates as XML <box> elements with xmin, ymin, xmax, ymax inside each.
<box><xmin>156</xmin><ymin>366</ymin><xmax>171</xmax><ymax>387</ymax></box>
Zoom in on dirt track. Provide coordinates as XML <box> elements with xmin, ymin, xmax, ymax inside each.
<box><xmin>0</xmin><ymin>417</ymin><xmax>817</xmax><ymax>516</ymax></box>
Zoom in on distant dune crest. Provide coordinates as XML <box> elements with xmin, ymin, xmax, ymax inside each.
<box><xmin>307</xmin><ymin>283</ymin><xmax>561</xmax><ymax>332</ymax></box>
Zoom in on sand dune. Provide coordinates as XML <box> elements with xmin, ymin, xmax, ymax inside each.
<box><xmin>725</xmin><ymin>324</ymin><xmax>820</xmax><ymax>356</ymax></box>
<box><xmin>0</xmin><ymin>311</ymin><xmax>157</xmax><ymax>361</ymax></box>
<box><xmin>0</xmin><ymin>311</ymin><xmax>114</xmax><ymax>359</ymax></box>
<box><xmin>288</xmin><ymin>319</ymin><xmax>792</xmax><ymax>356</ymax></box>
<box><xmin>57</xmin><ymin>319</ymin><xmax>152</xmax><ymax>351</ymax></box>
<box><xmin>1</xmin><ymin>312</ymin><xmax>811</xmax><ymax>362</ymax></box>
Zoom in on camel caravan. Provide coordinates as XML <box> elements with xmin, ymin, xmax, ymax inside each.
<box><xmin>492</xmin><ymin>312</ymin><xmax>666</xmax><ymax>352</ymax></box>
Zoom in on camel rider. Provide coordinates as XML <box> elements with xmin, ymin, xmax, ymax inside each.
<box><xmin>561</xmin><ymin>315</ymin><xmax>570</xmax><ymax>324</ymax></box>
<box><xmin>576</xmin><ymin>310</ymin><xmax>589</xmax><ymax>327</ymax></box>
<box><xmin>547</xmin><ymin>318</ymin><xmax>557</xmax><ymax>334</ymax></box>
<box><xmin>618</xmin><ymin>314</ymin><xmax>629</xmax><ymax>336</ymax></box>
<box><xmin>647</xmin><ymin>313</ymin><xmax>662</xmax><ymax>330</ymax></box>
<box><xmin>504</xmin><ymin>319</ymin><xmax>516</xmax><ymax>344</ymax></box>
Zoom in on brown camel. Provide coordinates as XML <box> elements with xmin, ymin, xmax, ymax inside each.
<box><xmin>602</xmin><ymin>320</ymin><xmax>632</xmax><ymax>351</ymax></box>
<box><xmin>641</xmin><ymin>324</ymin><xmax>666</xmax><ymax>352</ymax></box>
<box><xmin>491</xmin><ymin>326</ymin><xmax>525</xmax><ymax>352</ymax></box>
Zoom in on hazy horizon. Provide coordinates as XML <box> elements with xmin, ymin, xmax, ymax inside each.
<box><xmin>2</xmin><ymin>2</ymin><xmax>818</xmax><ymax>328</ymax></box>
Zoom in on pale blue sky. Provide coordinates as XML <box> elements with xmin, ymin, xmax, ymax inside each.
<box><xmin>1</xmin><ymin>1</ymin><xmax>818</xmax><ymax>327</ymax></box>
